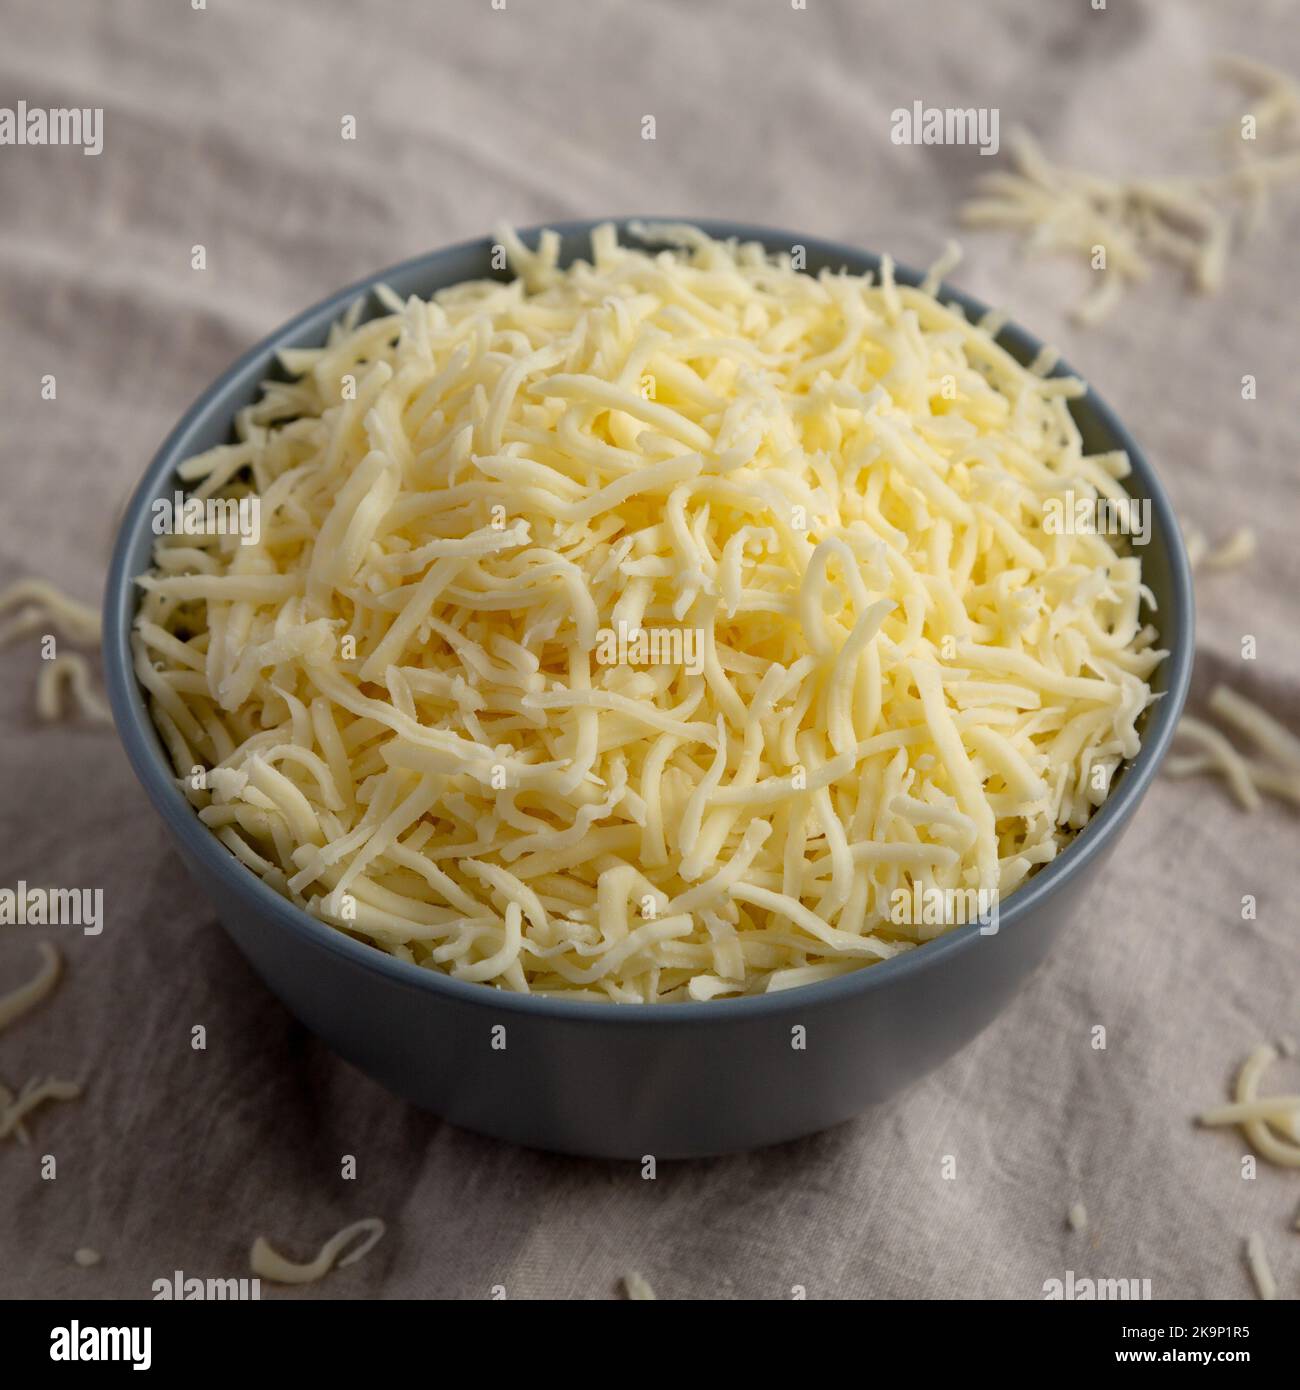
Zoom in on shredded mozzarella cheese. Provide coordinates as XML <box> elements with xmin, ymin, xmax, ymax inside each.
<box><xmin>36</xmin><ymin>652</ymin><xmax>112</xmax><ymax>724</ymax></box>
<box><xmin>0</xmin><ymin>578</ymin><xmax>101</xmax><ymax>645</ymax></box>
<box><xmin>0</xmin><ymin>578</ymin><xmax>110</xmax><ymax>724</ymax></box>
<box><xmin>1182</xmin><ymin>524</ymin><xmax>1257</xmax><ymax>574</ymax></box>
<box><xmin>961</xmin><ymin>75</ymin><xmax>1300</xmax><ymax>325</ymax></box>
<box><xmin>0</xmin><ymin>1075</ymin><xmax>81</xmax><ymax>1142</ymax></box>
<box><xmin>1218</xmin><ymin>53</ymin><xmax>1300</xmax><ymax>237</ymax></box>
<box><xmin>0</xmin><ymin>1081</ymin><xmax>28</xmax><ymax>1142</ymax></box>
<box><xmin>1199</xmin><ymin>1043</ymin><xmax>1300</xmax><ymax>1169</ymax></box>
<box><xmin>249</xmin><ymin>1217</ymin><xmax>386</xmax><ymax>1284</ymax></box>
<box><xmin>1245</xmin><ymin>1234</ymin><xmax>1277</xmax><ymax>1301</ymax></box>
<box><xmin>0</xmin><ymin>942</ymin><xmax>62</xmax><ymax>1033</ymax></box>
<box><xmin>1168</xmin><ymin>686</ymin><xmax>1300</xmax><ymax>811</ymax></box>
<box><xmin>0</xmin><ymin>944</ymin><xmax>82</xmax><ymax>1144</ymax></box>
<box><xmin>133</xmin><ymin>222</ymin><xmax>1160</xmax><ymax>1001</ymax></box>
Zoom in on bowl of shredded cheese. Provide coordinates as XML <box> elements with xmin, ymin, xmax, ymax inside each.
<box><xmin>104</xmin><ymin>220</ymin><xmax>1193</xmax><ymax>1156</ymax></box>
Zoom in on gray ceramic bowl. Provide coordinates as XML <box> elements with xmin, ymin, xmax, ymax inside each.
<box><xmin>104</xmin><ymin>218</ymin><xmax>1194</xmax><ymax>1159</ymax></box>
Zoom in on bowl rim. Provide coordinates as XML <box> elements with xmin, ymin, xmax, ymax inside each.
<box><xmin>103</xmin><ymin>216</ymin><xmax>1196</xmax><ymax>1025</ymax></box>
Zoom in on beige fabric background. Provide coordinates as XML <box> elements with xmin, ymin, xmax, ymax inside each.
<box><xmin>1</xmin><ymin>0</ymin><xmax>1296</xmax><ymax>1301</ymax></box>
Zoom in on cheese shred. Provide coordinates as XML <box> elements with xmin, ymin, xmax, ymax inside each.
<box><xmin>1168</xmin><ymin>686</ymin><xmax>1300</xmax><ymax>811</ymax></box>
<box><xmin>0</xmin><ymin>578</ymin><xmax>110</xmax><ymax>724</ymax></box>
<box><xmin>0</xmin><ymin>1075</ymin><xmax>81</xmax><ymax>1142</ymax></box>
<box><xmin>249</xmin><ymin>1217</ymin><xmax>386</xmax><ymax>1284</ymax></box>
<box><xmin>1244</xmin><ymin>1234</ymin><xmax>1277</xmax><ymax>1302</ymax></box>
<box><xmin>36</xmin><ymin>653</ymin><xmax>113</xmax><ymax>724</ymax></box>
<box><xmin>0</xmin><ymin>942</ymin><xmax>62</xmax><ymax>1033</ymax></box>
<box><xmin>1198</xmin><ymin>1043</ymin><xmax>1300</xmax><ymax>1169</ymax></box>
<box><xmin>0</xmin><ymin>944</ymin><xmax>82</xmax><ymax>1145</ymax></box>
<box><xmin>1182</xmin><ymin>525</ymin><xmax>1257</xmax><ymax>574</ymax></box>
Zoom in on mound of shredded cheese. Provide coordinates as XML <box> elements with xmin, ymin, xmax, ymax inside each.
<box><xmin>132</xmin><ymin>222</ymin><xmax>1162</xmax><ymax>1002</ymax></box>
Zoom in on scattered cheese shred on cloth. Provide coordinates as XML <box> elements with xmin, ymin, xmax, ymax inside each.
<box><xmin>0</xmin><ymin>579</ymin><xmax>109</xmax><ymax>724</ymax></box>
<box><xmin>1198</xmin><ymin>1043</ymin><xmax>1300</xmax><ymax>1168</ymax></box>
<box><xmin>1244</xmin><ymin>1234</ymin><xmax>1277</xmax><ymax>1301</ymax></box>
<box><xmin>1168</xmin><ymin>687</ymin><xmax>1300</xmax><ymax>811</ymax></box>
<box><xmin>0</xmin><ymin>1076</ymin><xmax>82</xmax><ymax>1143</ymax></box>
<box><xmin>250</xmin><ymin>1217</ymin><xmax>386</xmax><ymax>1284</ymax></box>
<box><xmin>623</xmin><ymin>1272</ymin><xmax>657</xmax><ymax>1300</ymax></box>
<box><xmin>961</xmin><ymin>56</ymin><xmax>1300</xmax><ymax>326</ymax></box>
<box><xmin>0</xmin><ymin>942</ymin><xmax>62</xmax><ymax>1033</ymax></box>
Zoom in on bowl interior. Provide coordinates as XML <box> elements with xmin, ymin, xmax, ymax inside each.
<box><xmin>103</xmin><ymin>218</ymin><xmax>1194</xmax><ymax>1019</ymax></box>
